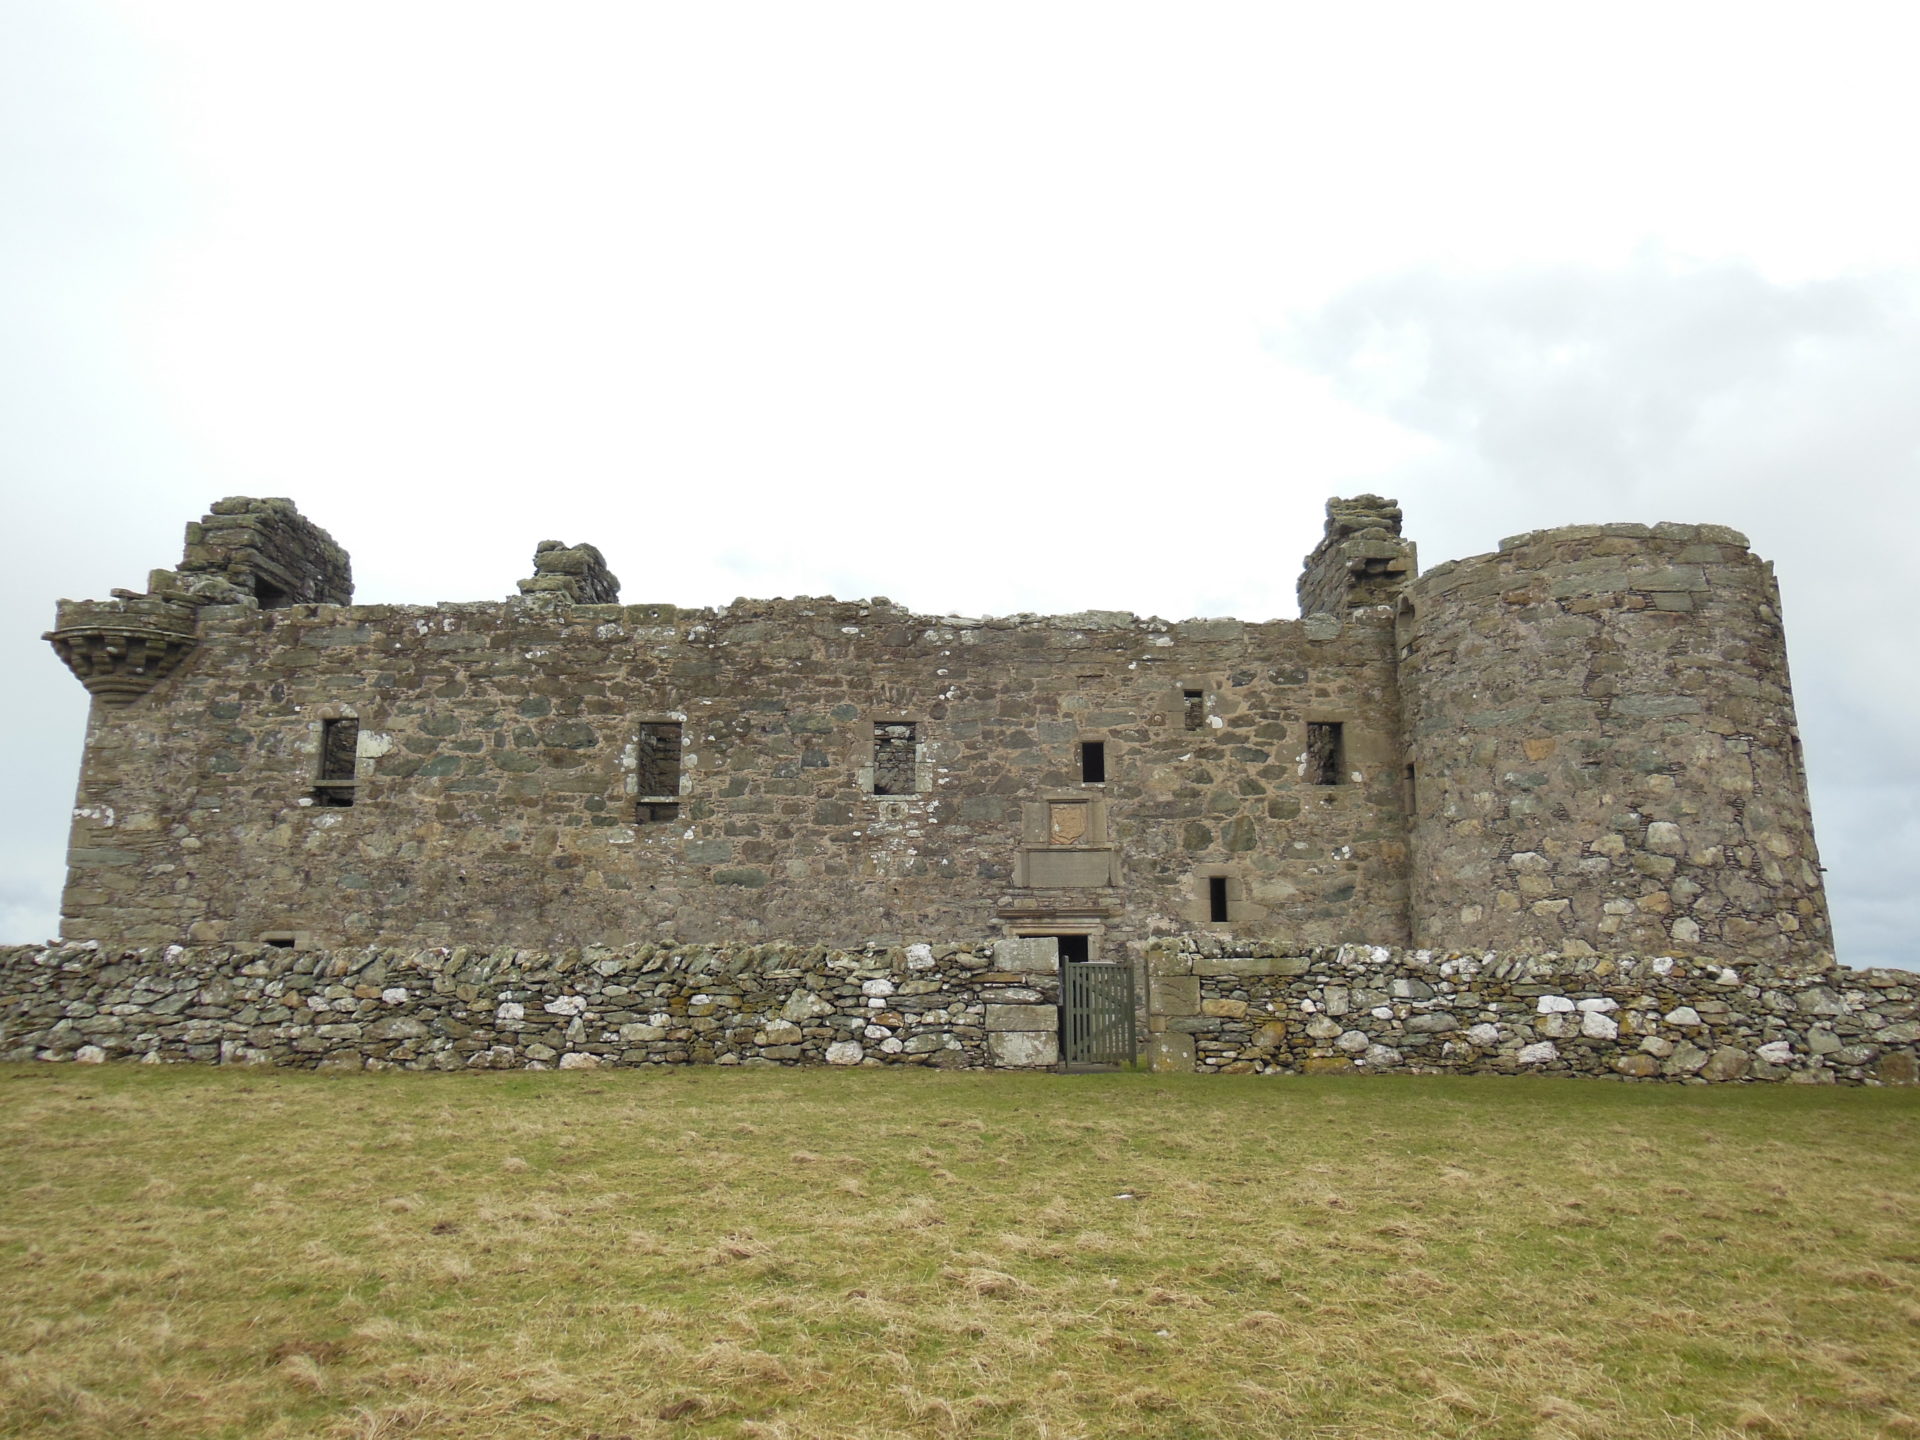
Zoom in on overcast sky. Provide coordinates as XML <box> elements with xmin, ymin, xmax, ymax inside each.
<box><xmin>3</xmin><ymin>2</ymin><xmax>1914</xmax><ymax>969</ymax></box>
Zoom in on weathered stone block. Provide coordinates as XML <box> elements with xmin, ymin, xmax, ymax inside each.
<box><xmin>1149</xmin><ymin>976</ymin><xmax>1200</xmax><ymax>1016</ymax></box>
<box><xmin>989</xmin><ymin>1030</ymin><xmax>1058</xmax><ymax>1068</ymax></box>
<box><xmin>993</xmin><ymin>938</ymin><xmax>1059</xmax><ymax>974</ymax></box>
<box><xmin>1147</xmin><ymin>1033</ymin><xmax>1194</xmax><ymax>1073</ymax></box>
<box><xmin>985</xmin><ymin>1004</ymin><xmax>1056</xmax><ymax>1033</ymax></box>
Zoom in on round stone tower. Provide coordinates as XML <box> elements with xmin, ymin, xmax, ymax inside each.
<box><xmin>1399</xmin><ymin>521</ymin><xmax>1831</xmax><ymax>964</ymax></box>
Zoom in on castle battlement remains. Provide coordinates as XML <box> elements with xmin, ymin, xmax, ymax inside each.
<box><xmin>40</xmin><ymin>495</ymin><xmax>1830</xmax><ymax>967</ymax></box>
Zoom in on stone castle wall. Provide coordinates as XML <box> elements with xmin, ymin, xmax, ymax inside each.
<box><xmin>43</xmin><ymin>495</ymin><xmax>1839</xmax><ymax>982</ymax></box>
<box><xmin>5</xmin><ymin>940</ymin><xmax>1912</xmax><ymax>1084</ymax></box>
<box><xmin>56</xmin><ymin>597</ymin><xmax>1411</xmax><ymax>953</ymax></box>
<box><xmin>1401</xmin><ymin>522</ymin><xmax>1829</xmax><ymax>964</ymax></box>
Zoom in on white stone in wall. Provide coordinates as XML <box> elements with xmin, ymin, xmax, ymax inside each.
<box><xmin>1336</xmin><ymin>1030</ymin><xmax>1369</xmax><ymax>1053</ymax></box>
<box><xmin>1576</xmin><ymin>997</ymin><xmax>1618</xmax><ymax>1013</ymax></box>
<box><xmin>1466</xmin><ymin>1023</ymin><xmax>1501</xmax><ymax>1047</ymax></box>
<box><xmin>1645</xmin><ymin>822</ymin><xmax>1684</xmax><ymax>855</ymax></box>
<box><xmin>825</xmin><ymin>1041</ymin><xmax>864</xmax><ymax>1065</ymax></box>
<box><xmin>544</xmin><ymin>995</ymin><xmax>587</xmax><ymax>1017</ymax></box>
<box><xmin>1756</xmin><ymin>1040</ymin><xmax>1796</xmax><ymax>1064</ymax></box>
<box><xmin>1665</xmin><ymin>1007</ymin><xmax>1702</xmax><ymax>1026</ymax></box>
<box><xmin>1580</xmin><ymin>1010</ymin><xmax>1619</xmax><ymax>1040</ymax></box>
<box><xmin>1536</xmin><ymin>995</ymin><xmax>1575</xmax><ymax>1013</ymax></box>
<box><xmin>557</xmin><ymin>1052</ymin><xmax>599</xmax><ymax>1070</ymax></box>
<box><xmin>495</xmin><ymin>1002</ymin><xmax>525</xmax><ymax>1022</ymax></box>
<box><xmin>905</xmin><ymin>944</ymin><xmax>935</xmax><ymax>969</ymax></box>
<box><xmin>782</xmin><ymin>990</ymin><xmax>834</xmax><ymax>1022</ymax></box>
<box><xmin>1517</xmin><ymin>1041</ymin><xmax>1558</xmax><ymax>1065</ymax></box>
<box><xmin>861</xmin><ymin>978</ymin><xmax>896</xmax><ymax>998</ymax></box>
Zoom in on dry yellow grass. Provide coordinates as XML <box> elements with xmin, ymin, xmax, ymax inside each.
<box><xmin>1</xmin><ymin>1063</ymin><xmax>1916</xmax><ymax>1439</ymax></box>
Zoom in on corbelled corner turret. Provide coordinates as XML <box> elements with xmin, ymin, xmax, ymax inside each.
<box><xmin>45</xmin><ymin>498</ymin><xmax>351</xmax><ymax>706</ymax></box>
<box><xmin>44</xmin><ymin>595</ymin><xmax>201</xmax><ymax>706</ymax></box>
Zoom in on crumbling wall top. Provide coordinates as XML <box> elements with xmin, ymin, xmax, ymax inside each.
<box><xmin>165</xmin><ymin>497</ymin><xmax>352</xmax><ymax>608</ymax></box>
<box><xmin>517</xmin><ymin>540</ymin><xmax>620</xmax><ymax>605</ymax></box>
<box><xmin>1297</xmin><ymin>494</ymin><xmax>1417</xmax><ymax>616</ymax></box>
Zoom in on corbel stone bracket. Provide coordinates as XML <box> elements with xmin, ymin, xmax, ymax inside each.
<box><xmin>44</xmin><ymin>597</ymin><xmax>199</xmax><ymax>706</ymax></box>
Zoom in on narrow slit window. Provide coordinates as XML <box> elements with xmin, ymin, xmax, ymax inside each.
<box><xmin>873</xmin><ymin>722</ymin><xmax>917</xmax><ymax>796</ymax></box>
<box><xmin>1183</xmin><ymin>690</ymin><xmax>1205</xmax><ymax>730</ymax></box>
<box><xmin>312</xmin><ymin>718</ymin><xmax>358</xmax><ymax>807</ymax></box>
<box><xmin>1404</xmin><ymin>762</ymin><xmax>1417</xmax><ymax>814</ymax></box>
<box><xmin>1080</xmin><ymin>740</ymin><xmax>1106</xmax><ymax>784</ymax></box>
<box><xmin>1208</xmin><ymin>876</ymin><xmax>1230</xmax><ymax>923</ymax></box>
<box><xmin>1306</xmin><ymin>722</ymin><xmax>1345</xmax><ymax>786</ymax></box>
<box><xmin>636</xmin><ymin>722</ymin><xmax>682</xmax><ymax>822</ymax></box>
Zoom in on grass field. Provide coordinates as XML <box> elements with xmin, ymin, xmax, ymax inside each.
<box><xmin>1</xmin><ymin>1064</ymin><xmax>1916</xmax><ymax>1440</ymax></box>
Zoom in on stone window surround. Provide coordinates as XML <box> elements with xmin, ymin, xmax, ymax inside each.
<box><xmin>858</xmin><ymin>714</ymin><xmax>932</xmax><ymax>797</ymax></box>
<box><xmin>629</xmin><ymin>715</ymin><xmax>688</xmax><ymax>805</ymax></box>
<box><xmin>1077</xmin><ymin>734</ymin><xmax>1108</xmax><ymax>785</ymax></box>
<box><xmin>304</xmin><ymin>704</ymin><xmax>362</xmax><ymax>808</ymax></box>
<box><xmin>1302</xmin><ymin>715</ymin><xmax>1376</xmax><ymax>793</ymax></box>
<box><xmin>1185</xmin><ymin>863</ymin><xmax>1262</xmax><ymax>930</ymax></box>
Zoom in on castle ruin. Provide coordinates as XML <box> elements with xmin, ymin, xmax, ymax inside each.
<box><xmin>8</xmin><ymin>495</ymin><xmax>1900</xmax><ymax>1084</ymax></box>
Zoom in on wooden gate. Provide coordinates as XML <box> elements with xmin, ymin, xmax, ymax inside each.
<box><xmin>1060</xmin><ymin>960</ymin><xmax>1137</xmax><ymax>1069</ymax></box>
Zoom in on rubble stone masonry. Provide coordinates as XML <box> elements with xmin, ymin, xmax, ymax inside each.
<box><xmin>25</xmin><ymin>494</ymin><xmax>1882</xmax><ymax>1079</ymax></box>
<box><xmin>2</xmin><ymin>938</ymin><xmax>1912</xmax><ymax>1085</ymax></box>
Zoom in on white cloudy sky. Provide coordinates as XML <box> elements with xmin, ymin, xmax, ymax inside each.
<box><xmin>3</xmin><ymin>2</ymin><xmax>1915</xmax><ymax>968</ymax></box>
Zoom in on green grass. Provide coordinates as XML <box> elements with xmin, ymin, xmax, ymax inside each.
<box><xmin>2</xmin><ymin>1064</ymin><xmax>1916</xmax><ymax>1439</ymax></box>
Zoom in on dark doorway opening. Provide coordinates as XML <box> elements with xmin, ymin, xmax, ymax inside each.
<box><xmin>1045</xmin><ymin>934</ymin><xmax>1090</xmax><ymax>965</ymax></box>
<box><xmin>1208</xmin><ymin>876</ymin><xmax>1229</xmax><ymax>923</ymax></box>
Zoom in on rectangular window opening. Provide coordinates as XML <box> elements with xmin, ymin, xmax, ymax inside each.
<box><xmin>1080</xmin><ymin>740</ymin><xmax>1106</xmax><ymax>784</ymax></box>
<box><xmin>312</xmin><ymin>718</ymin><xmax>358</xmax><ymax>807</ymax></box>
<box><xmin>1183</xmin><ymin>690</ymin><xmax>1205</xmax><ymax>730</ymax></box>
<box><xmin>873</xmin><ymin>722</ymin><xmax>917</xmax><ymax>796</ymax></box>
<box><xmin>1307</xmin><ymin>722</ymin><xmax>1345</xmax><ymax>786</ymax></box>
<box><xmin>1207</xmin><ymin>876</ymin><xmax>1230</xmax><ymax>923</ymax></box>
<box><xmin>635</xmin><ymin>722</ymin><xmax>683</xmax><ymax>821</ymax></box>
<box><xmin>1404</xmin><ymin>762</ymin><xmax>1417</xmax><ymax>814</ymax></box>
<box><xmin>262</xmin><ymin>936</ymin><xmax>296</xmax><ymax>949</ymax></box>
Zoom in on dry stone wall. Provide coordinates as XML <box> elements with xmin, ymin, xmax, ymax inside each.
<box><xmin>1145</xmin><ymin>940</ymin><xmax>1916</xmax><ymax>1085</ymax></box>
<box><xmin>0</xmin><ymin>938</ymin><xmax>1066</xmax><ymax>1072</ymax></box>
<box><xmin>7</xmin><ymin>938</ymin><xmax>1911</xmax><ymax>1084</ymax></box>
